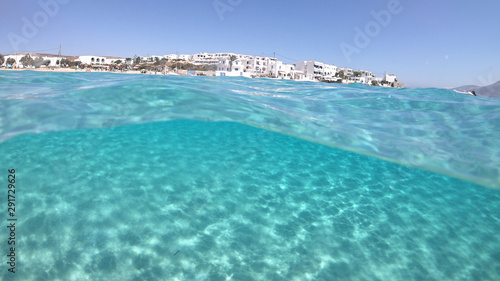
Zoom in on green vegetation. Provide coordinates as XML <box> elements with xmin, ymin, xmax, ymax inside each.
<box><xmin>114</xmin><ymin>60</ymin><xmax>122</xmax><ymax>65</ymax></box>
<box><xmin>6</xmin><ymin>58</ymin><xmax>15</xmax><ymax>65</ymax></box>
<box><xmin>60</xmin><ymin>58</ymin><xmax>71</xmax><ymax>67</ymax></box>
<box><xmin>371</xmin><ymin>80</ymin><xmax>380</xmax><ymax>86</ymax></box>
<box><xmin>0</xmin><ymin>54</ymin><xmax>4</xmax><ymax>66</ymax></box>
<box><xmin>33</xmin><ymin>57</ymin><xmax>44</xmax><ymax>68</ymax></box>
<box><xmin>134</xmin><ymin>61</ymin><xmax>217</xmax><ymax>72</ymax></box>
<box><xmin>20</xmin><ymin>55</ymin><xmax>35</xmax><ymax>67</ymax></box>
<box><xmin>152</xmin><ymin>58</ymin><xmax>168</xmax><ymax>66</ymax></box>
<box><xmin>50</xmin><ymin>59</ymin><xmax>80</xmax><ymax>68</ymax></box>
<box><xmin>167</xmin><ymin>62</ymin><xmax>216</xmax><ymax>71</ymax></box>
<box><xmin>229</xmin><ymin>55</ymin><xmax>237</xmax><ymax>72</ymax></box>
<box><xmin>337</xmin><ymin>70</ymin><xmax>345</xmax><ymax>79</ymax></box>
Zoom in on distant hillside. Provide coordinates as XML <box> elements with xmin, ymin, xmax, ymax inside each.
<box><xmin>453</xmin><ymin>85</ymin><xmax>479</xmax><ymax>92</ymax></box>
<box><xmin>453</xmin><ymin>80</ymin><xmax>500</xmax><ymax>98</ymax></box>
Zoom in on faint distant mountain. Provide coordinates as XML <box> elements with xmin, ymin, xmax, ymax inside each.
<box><xmin>453</xmin><ymin>85</ymin><xmax>479</xmax><ymax>91</ymax></box>
<box><xmin>453</xmin><ymin>81</ymin><xmax>500</xmax><ymax>98</ymax></box>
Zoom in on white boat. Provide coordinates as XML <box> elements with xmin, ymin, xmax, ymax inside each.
<box><xmin>453</xmin><ymin>90</ymin><xmax>476</xmax><ymax>96</ymax></box>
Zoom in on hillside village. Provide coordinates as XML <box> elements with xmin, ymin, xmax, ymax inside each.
<box><xmin>0</xmin><ymin>52</ymin><xmax>403</xmax><ymax>87</ymax></box>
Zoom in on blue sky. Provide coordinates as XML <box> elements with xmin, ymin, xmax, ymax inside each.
<box><xmin>1</xmin><ymin>0</ymin><xmax>499</xmax><ymax>88</ymax></box>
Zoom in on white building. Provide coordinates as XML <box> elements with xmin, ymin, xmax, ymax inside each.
<box><xmin>214</xmin><ymin>54</ymin><xmax>300</xmax><ymax>79</ymax></box>
<box><xmin>2</xmin><ymin>53</ymin><xmax>36</xmax><ymax>67</ymax></box>
<box><xmin>105</xmin><ymin>56</ymin><xmax>123</xmax><ymax>64</ymax></box>
<box><xmin>349</xmin><ymin>70</ymin><xmax>375</xmax><ymax>84</ymax></box>
<box><xmin>151</xmin><ymin>55</ymin><xmax>163</xmax><ymax>61</ymax></box>
<box><xmin>163</xmin><ymin>54</ymin><xmax>179</xmax><ymax>60</ymax></box>
<box><xmin>124</xmin><ymin>58</ymin><xmax>133</xmax><ymax>65</ymax></box>
<box><xmin>216</xmin><ymin>54</ymin><xmax>283</xmax><ymax>77</ymax></box>
<box><xmin>338</xmin><ymin>67</ymin><xmax>354</xmax><ymax>78</ymax></box>
<box><xmin>143</xmin><ymin>54</ymin><xmax>190</xmax><ymax>62</ymax></box>
<box><xmin>383</xmin><ymin>73</ymin><xmax>397</xmax><ymax>83</ymax></box>
<box><xmin>191</xmin><ymin>52</ymin><xmax>234</xmax><ymax>65</ymax></box>
<box><xmin>215</xmin><ymin>54</ymin><xmax>252</xmax><ymax>77</ymax></box>
<box><xmin>2</xmin><ymin>54</ymin><xmax>22</xmax><ymax>67</ymax></box>
<box><xmin>1</xmin><ymin>53</ymin><xmax>62</xmax><ymax>68</ymax></box>
<box><xmin>77</xmin><ymin>56</ymin><xmax>123</xmax><ymax>65</ymax></box>
<box><xmin>138</xmin><ymin>56</ymin><xmax>161</xmax><ymax>63</ymax></box>
<box><xmin>78</xmin><ymin>55</ymin><xmax>105</xmax><ymax>65</ymax></box>
<box><xmin>40</xmin><ymin>55</ymin><xmax>62</xmax><ymax>67</ymax></box>
<box><xmin>294</xmin><ymin>60</ymin><xmax>338</xmax><ymax>81</ymax></box>
<box><xmin>274</xmin><ymin>61</ymin><xmax>295</xmax><ymax>79</ymax></box>
<box><xmin>178</xmin><ymin>54</ymin><xmax>191</xmax><ymax>61</ymax></box>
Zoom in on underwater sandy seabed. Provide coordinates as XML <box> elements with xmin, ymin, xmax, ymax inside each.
<box><xmin>0</xmin><ymin>120</ymin><xmax>499</xmax><ymax>281</ymax></box>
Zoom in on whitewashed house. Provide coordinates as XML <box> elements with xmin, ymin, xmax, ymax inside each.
<box><xmin>243</xmin><ymin>56</ymin><xmax>279</xmax><ymax>76</ymax></box>
<box><xmin>349</xmin><ymin>70</ymin><xmax>375</xmax><ymax>84</ymax></box>
<box><xmin>1</xmin><ymin>53</ymin><xmax>61</xmax><ymax>67</ymax></box>
<box><xmin>372</xmin><ymin>76</ymin><xmax>384</xmax><ymax>85</ymax></box>
<box><xmin>383</xmin><ymin>73</ymin><xmax>397</xmax><ymax>83</ymax></box>
<box><xmin>40</xmin><ymin>55</ymin><xmax>62</xmax><ymax>67</ymax></box>
<box><xmin>294</xmin><ymin>60</ymin><xmax>338</xmax><ymax>81</ymax></box>
<box><xmin>271</xmin><ymin>61</ymin><xmax>295</xmax><ymax>79</ymax></box>
<box><xmin>216</xmin><ymin>54</ymin><xmax>283</xmax><ymax>77</ymax></box>
<box><xmin>192</xmin><ymin>52</ymin><xmax>234</xmax><ymax>65</ymax></box>
<box><xmin>178</xmin><ymin>54</ymin><xmax>191</xmax><ymax>61</ymax></box>
<box><xmin>77</xmin><ymin>55</ymin><xmax>123</xmax><ymax>65</ymax></box>
<box><xmin>78</xmin><ymin>56</ymin><xmax>105</xmax><ymax>65</ymax></box>
<box><xmin>338</xmin><ymin>67</ymin><xmax>354</xmax><ymax>77</ymax></box>
<box><xmin>163</xmin><ymin>54</ymin><xmax>179</xmax><ymax>60</ymax></box>
<box><xmin>138</xmin><ymin>56</ymin><xmax>158</xmax><ymax>63</ymax></box>
<box><xmin>104</xmin><ymin>57</ymin><xmax>124</xmax><ymax>64</ymax></box>
<box><xmin>160</xmin><ymin>54</ymin><xmax>191</xmax><ymax>61</ymax></box>
<box><xmin>78</xmin><ymin>55</ymin><xmax>104</xmax><ymax>65</ymax></box>
<box><xmin>150</xmin><ymin>55</ymin><xmax>163</xmax><ymax>62</ymax></box>
<box><xmin>2</xmin><ymin>54</ymin><xmax>22</xmax><ymax>67</ymax></box>
<box><xmin>215</xmin><ymin>54</ymin><xmax>251</xmax><ymax>77</ymax></box>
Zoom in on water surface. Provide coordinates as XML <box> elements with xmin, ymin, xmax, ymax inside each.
<box><xmin>0</xmin><ymin>72</ymin><xmax>499</xmax><ymax>280</ymax></box>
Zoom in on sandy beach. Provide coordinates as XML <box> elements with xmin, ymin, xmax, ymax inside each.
<box><xmin>0</xmin><ymin>67</ymin><xmax>144</xmax><ymax>74</ymax></box>
<box><xmin>0</xmin><ymin>67</ymin><xmax>214</xmax><ymax>77</ymax></box>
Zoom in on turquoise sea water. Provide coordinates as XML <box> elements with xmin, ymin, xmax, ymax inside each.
<box><xmin>0</xmin><ymin>71</ymin><xmax>499</xmax><ymax>280</ymax></box>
